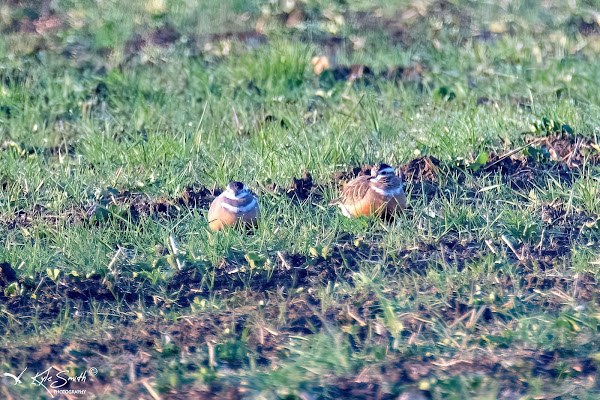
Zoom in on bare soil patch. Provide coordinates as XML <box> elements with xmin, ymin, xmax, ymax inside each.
<box><xmin>1</xmin><ymin>288</ymin><xmax>597</xmax><ymax>398</ymax></box>
<box><xmin>0</xmin><ymin>185</ymin><xmax>219</xmax><ymax>229</ymax></box>
<box><xmin>0</xmin><ymin>147</ymin><xmax>597</xmax><ymax>335</ymax></box>
<box><xmin>124</xmin><ymin>23</ymin><xmax>181</xmax><ymax>54</ymax></box>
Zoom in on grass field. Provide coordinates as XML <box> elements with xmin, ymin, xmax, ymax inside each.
<box><xmin>1</xmin><ymin>0</ymin><xmax>600</xmax><ymax>398</ymax></box>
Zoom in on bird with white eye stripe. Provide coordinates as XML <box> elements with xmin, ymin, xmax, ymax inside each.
<box><xmin>335</xmin><ymin>163</ymin><xmax>407</xmax><ymax>219</ymax></box>
<box><xmin>207</xmin><ymin>182</ymin><xmax>260</xmax><ymax>231</ymax></box>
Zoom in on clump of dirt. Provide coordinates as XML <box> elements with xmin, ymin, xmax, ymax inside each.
<box><xmin>150</xmin><ymin>23</ymin><xmax>180</xmax><ymax>46</ymax></box>
<box><xmin>4</xmin><ymin>240</ymin><xmax>350</xmax><ymax>320</ymax></box>
<box><xmin>540</xmin><ymin>200</ymin><xmax>594</xmax><ymax>228</ymax></box>
<box><xmin>319</xmin><ymin>63</ymin><xmax>424</xmax><ymax>86</ymax></box>
<box><xmin>124</xmin><ymin>34</ymin><xmax>147</xmax><ymax>55</ymax></box>
<box><xmin>568</xmin><ymin>15</ymin><xmax>600</xmax><ymax>36</ymax></box>
<box><xmin>275</xmin><ymin>251</ymin><xmax>306</xmax><ymax>271</ymax></box>
<box><xmin>90</xmin><ymin>189</ymin><xmax>169</xmax><ymax>222</ymax></box>
<box><xmin>438</xmin><ymin>133</ymin><xmax>599</xmax><ymax>193</ymax></box>
<box><xmin>534</xmin><ymin>133</ymin><xmax>600</xmax><ymax>167</ymax></box>
<box><xmin>339</xmin><ymin>0</ymin><xmax>473</xmax><ymax>48</ymax></box>
<box><xmin>98</xmin><ymin>185</ymin><xmax>221</xmax><ymax>220</ymax></box>
<box><xmin>1</xmin><ymin>0</ymin><xmax>62</xmax><ymax>35</ymax></box>
<box><xmin>536</xmin><ymin>201</ymin><xmax>596</xmax><ymax>262</ymax></box>
<box><xmin>44</xmin><ymin>144</ymin><xmax>77</xmax><ymax>158</ymax></box>
<box><xmin>1</xmin><ymin>185</ymin><xmax>219</xmax><ymax>230</ymax></box>
<box><xmin>289</xmin><ymin>171</ymin><xmax>314</xmax><ymax>200</ymax></box>
<box><xmin>477</xmin><ymin>96</ymin><xmax>494</xmax><ymax>106</ymax></box>
<box><xmin>3</xmin><ymin>204</ymin><xmax>86</xmax><ymax>229</ymax></box>
<box><xmin>62</xmin><ymin>275</ymin><xmax>118</xmax><ymax>301</ymax></box>
<box><xmin>96</xmin><ymin>185</ymin><xmax>220</xmax><ymax>222</ymax></box>
<box><xmin>124</xmin><ymin>23</ymin><xmax>181</xmax><ymax>55</ymax></box>
<box><xmin>177</xmin><ymin>185</ymin><xmax>220</xmax><ymax>209</ymax></box>
<box><xmin>328</xmin><ymin>64</ymin><xmax>375</xmax><ymax>82</ymax></box>
<box><xmin>263</xmin><ymin>114</ymin><xmax>289</xmax><ymax>129</ymax></box>
<box><xmin>265</xmin><ymin>171</ymin><xmax>321</xmax><ymax>201</ymax></box>
<box><xmin>473</xmin><ymin>30</ymin><xmax>504</xmax><ymax>43</ymax></box>
<box><xmin>0</xmin><ymin>105</ymin><xmax>11</xmax><ymax>119</ymax></box>
<box><xmin>480</xmin><ymin>153</ymin><xmax>574</xmax><ymax>191</ymax></box>
<box><xmin>0</xmin><ymin>262</ymin><xmax>17</xmax><ymax>287</ymax></box>
<box><xmin>401</xmin><ymin>156</ymin><xmax>440</xmax><ymax>183</ymax></box>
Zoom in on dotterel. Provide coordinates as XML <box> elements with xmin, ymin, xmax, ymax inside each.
<box><xmin>207</xmin><ymin>182</ymin><xmax>260</xmax><ymax>231</ymax></box>
<box><xmin>336</xmin><ymin>163</ymin><xmax>407</xmax><ymax>218</ymax></box>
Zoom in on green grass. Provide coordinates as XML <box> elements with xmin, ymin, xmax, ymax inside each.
<box><xmin>0</xmin><ymin>0</ymin><xmax>600</xmax><ymax>398</ymax></box>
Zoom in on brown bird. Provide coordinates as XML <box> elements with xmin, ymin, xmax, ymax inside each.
<box><xmin>336</xmin><ymin>163</ymin><xmax>407</xmax><ymax>218</ymax></box>
<box><xmin>207</xmin><ymin>182</ymin><xmax>260</xmax><ymax>231</ymax></box>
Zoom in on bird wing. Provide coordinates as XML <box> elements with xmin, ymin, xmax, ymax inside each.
<box><xmin>339</xmin><ymin>175</ymin><xmax>371</xmax><ymax>206</ymax></box>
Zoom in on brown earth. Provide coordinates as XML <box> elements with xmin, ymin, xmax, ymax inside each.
<box><xmin>1</xmin><ymin>141</ymin><xmax>599</xmax><ymax>397</ymax></box>
<box><xmin>1</xmin><ymin>277</ymin><xmax>598</xmax><ymax>398</ymax></box>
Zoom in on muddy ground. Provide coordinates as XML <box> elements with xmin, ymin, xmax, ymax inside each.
<box><xmin>1</xmin><ymin>0</ymin><xmax>600</xmax><ymax>396</ymax></box>
<box><xmin>0</xmin><ymin>131</ymin><xmax>598</xmax><ymax>398</ymax></box>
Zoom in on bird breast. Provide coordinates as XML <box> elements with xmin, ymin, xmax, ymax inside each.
<box><xmin>208</xmin><ymin>193</ymin><xmax>260</xmax><ymax>230</ymax></box>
